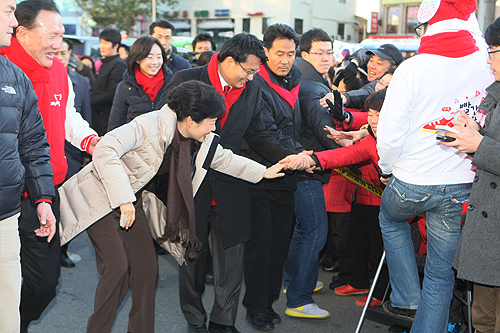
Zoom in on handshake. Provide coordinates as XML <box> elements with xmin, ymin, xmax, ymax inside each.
<box><xmin>279</xmin><ymin>150</ymin><xmax>319</xmax><ymax>173</ymax></box>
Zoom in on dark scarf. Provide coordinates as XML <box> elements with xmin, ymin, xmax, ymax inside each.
<box><xmin>207</xmin><ymin>52</ymin><xmax>244</xmax><ymax>128</ymax></box>
<box><xmin>134</xmin><ymin>66</ymin><xmax>165</xmax><ymax>102</ymax></box>
<box><xmin>418</xmin><ymin>30</ymin><xmax>478</xmax><ymax>57</ymax></box>
<box><xmin>163</xmin><ymin>129</ymin><xmax>200</xmax><ymax>258</ymax></box>
<box><xmin>258</xmin><ymin>63</ymin><xmax>300</xmax><ymax>110</ymax></box>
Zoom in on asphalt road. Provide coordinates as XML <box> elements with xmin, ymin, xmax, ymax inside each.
<box><xmin>27</xmin><ymin>232</ymin><xmax>391</xmax><ymax>333</ymax></box>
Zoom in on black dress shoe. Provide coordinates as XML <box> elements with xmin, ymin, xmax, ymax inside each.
<box><xmin>246</xmin><ymin>313</ymin><xmax>274</xmax><ymax>331</ymax></box>
<box><xmin>188</xmin><ymin>324</ymin><xmax>208</xmax><ymax>333</ymax></box>
<box><xmin>208</xmin><ymin>321</ymin><xmax>240</xmax><ymax>333</ymax></box>
<box><xmin>320</xmin><ymin>258</ymin><xmax>339</xmax><ymax>272</ymax></box>
<box><xmin>264</xmin><ymin>307</ymin><xmax>281</xmax><ymax>324</ymax></box>
<box><xmin>60</xmin><ymin>252</ymin><xmax>75</xmax><ymax>268</ymax></box>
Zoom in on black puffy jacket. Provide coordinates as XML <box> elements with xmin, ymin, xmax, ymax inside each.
<box><xmin>107</xmin><ymin>67</ymin><xmax>172</xmax><ymax>132</ymax></box>
<box><xmin>294</xmin><ymin>58</ymin><xmax>342</xmax><ymax>183</ymax></box>
<box><xmin>0</xmin><ymin>56</ymin><xmax>54</xmax><ymax>220</ymax></box>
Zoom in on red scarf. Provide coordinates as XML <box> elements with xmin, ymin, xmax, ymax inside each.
<box><xmin>207</xmin><ymin>52</ymin><xmax>244</xmax><ymax>128</ymax></box>
<box><xmin>134</xmin><ymin>66</ymin><xmax>165</xmax><ymax>102</ymax></box>
<box><xmin>3</xmin><ymin>37</ymin><xmax>70</xmax><ymax>185</ymax></box>
<box><xmin>418</xmin><ymin>30</ymin><xmax>478</xmax><ymax>57</ymax></box>
<box><xmin>257</xmin><ymin>64</ymin><xmax>300</xmax><ymax>110</ymax></box>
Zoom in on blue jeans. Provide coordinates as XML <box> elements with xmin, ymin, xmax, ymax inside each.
<box><xmin>283</xmin><ymin>180</ymin><xmax>328</xmax><ymax>308</ymax></box>
<box><xmin>379</xmin><ymin>176</ymin><xmax>471</xmax><ymax>333</ymax></box>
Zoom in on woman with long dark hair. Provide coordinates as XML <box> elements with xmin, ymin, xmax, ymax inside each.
<box><xmin>107</xmin><ymin>36</ymin><xmax>173</xmax><ymax>132</ymax></box>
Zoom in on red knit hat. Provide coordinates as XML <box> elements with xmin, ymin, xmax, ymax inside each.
<box><xmin>418</xmin><ymin>0</ymin><xmax>477</xmax><ymax>25</ymax></box>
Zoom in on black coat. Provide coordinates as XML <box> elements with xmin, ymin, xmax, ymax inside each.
<box><xmin>90</xmin><ymin>54</ymin><xmax>126</xmax><ymax>135</ymax></box>
<box><xmin>65</xmin><ymin>69</ymin><xmax>92</xmax><ymax>180</ymax></box>
<box><xmin>164</xmin><ymin>65</ymin><xmax>295</xmax><ymax>247</ymax></box>
<box><xmin>245</xmin><ymin>64</ymin><xmax>303</xmax><ymax>191</ymax></box>
<box><xmin>107</xmin><ymin>67</ymin><xmax>173</xmax><ymax>132</ymax></box>
<box><xmin>0</xmin><ymin>56</ymin><xmax>54</xmax><ymax>220</ymax></box>
<box><xmin>294</xmin><ymin>58</ymin><xmax>341</xmax><ymax>183</ymax></box>
<box><xmin>344</xmin><ymin>80</ymin><xmax>376</xmax><ymax>109</ymax></box>
<box><xmin>168</xmin><ymin>52</ymin><xmax>191</xmax><ymax>75</ymax></box>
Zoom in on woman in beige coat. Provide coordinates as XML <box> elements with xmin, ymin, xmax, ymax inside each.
<box><xmin>58</xmin><ymin>81</ymin><xmax>285</xmax><ymax>333</ymax></box>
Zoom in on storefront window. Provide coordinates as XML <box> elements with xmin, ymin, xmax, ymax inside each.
<box><xmin>406</xmin><ymin>6</ymin><xmax>419</xmax><ymax>34</ymax></box>
<box><xmin>387</xmin><ymin>6</ymin><xmax>400</xmax><ymax>33</ymax></box>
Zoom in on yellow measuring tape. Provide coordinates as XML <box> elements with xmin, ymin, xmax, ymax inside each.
<box><xmin>334</xmin><ymin>167</ymin><xmax>383</xmax><ymax>198</ymax></box>
<box><xmin>335</xmin><ymin>167</ymin><xmax>426</xmax><ymax>218</ymax></box>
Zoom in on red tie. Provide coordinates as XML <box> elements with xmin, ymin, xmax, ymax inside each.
<box><xmin>223</xmin><ymin>85</ymin><xmax>230</xmax><ymax>95</ymax></box>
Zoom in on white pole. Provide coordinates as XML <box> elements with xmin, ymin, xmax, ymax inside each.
<box><xmin>152</xmin><ymin>0</ymin><xmax>156</xmax><ymax>22</ymax></box>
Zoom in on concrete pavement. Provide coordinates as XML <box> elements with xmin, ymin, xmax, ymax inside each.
<box><xmin>28</xmin><ymin>232</ymin><xmax>390</xmax><ymax>333</ymax></box>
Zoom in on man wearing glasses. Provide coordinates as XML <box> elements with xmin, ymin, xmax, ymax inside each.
<box><xmin>376</xmin><ymin>0</ymin><xmax>493</xmax><ymax>331</ymax></box>
<box><xmin>164</xmin><ymin>33</ymin><xmax>301</xmax><ymax>333</ymax></box>
<box><xmin>281</xmin><ymin>28</ymin><xmax>342</xmax><ymax>319</ymax></box>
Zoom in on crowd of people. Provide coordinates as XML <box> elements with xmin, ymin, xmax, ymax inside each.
<box><xmin>1</xmin><ymin>0</ymin><xmax>500</xmax><ymax>332</ymax></box>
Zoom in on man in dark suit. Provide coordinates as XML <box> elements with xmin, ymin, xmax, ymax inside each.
<box><xmin>149</xmin><ymin>19</ymin><xmax>191</xmax><ymax>75</ymax></box>
<box><xmin>91</xmin><ymin>28</ymin><xmax>126</xmax><ymax>136</ymax></box>
<box><xmin>164</xmin><ymin>33</ymin><xmax>304</xmax><ymax>333</ymax></box>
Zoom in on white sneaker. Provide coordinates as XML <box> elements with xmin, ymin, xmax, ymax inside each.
<box><xmin>283</xmin><ymin>281</ymin><xmax>323</xmax><ymax>294</ymax></box>
<box><xmin>285</xmin><ymin>303</ymin><xmax>331</xmax><ymax>319</ymax></box>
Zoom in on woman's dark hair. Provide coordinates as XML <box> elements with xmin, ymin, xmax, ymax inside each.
<box><xmin>485</xmin><ymin>16</ymin><xmax>500</xmax><ymax>47</ymax></box>
<box><xmin>219</xmin><ymin>33</ymin><xmax>267</xmax><ymax>63</ymax></box>
<box><xmin>13</xmin><ymin>0</ymin><xmax>59</xmax><ymax>36</ymax></box>
<box><xmin>80</xmin><ymin>55</ymin><xmax>96</xmax><ymax>75</ymax></box>
<box><xmin>127</xmin><ymin>36</ymin><xmax>168</xmax><ymax>75</ymax></box>
<box><xmin>382</xmin><ymin>67</ymin><xmax>396</xmax><ymax>77</ymax></box>
<box><xmin>166</xmin><ymin>81</ymin><xmax>225</xmax><ymax>122</ymax></box>
<box><xmin>197</xmin><ymin>50</ymin><xmax>216</xmax><ymax>67</ymax></box>
<box><xmin>364</xmin><ymin>87</ymin><xmax>387</xmax><ymax>112</ymax></box>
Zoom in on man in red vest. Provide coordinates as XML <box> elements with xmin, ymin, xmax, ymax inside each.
<box><xmin>1</xmin><ymin>0</ymin><xmax>99</xmax><ymax>331</ymax></box>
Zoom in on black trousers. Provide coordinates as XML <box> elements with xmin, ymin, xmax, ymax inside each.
<box><xmin>179</xmin><ymin>206</ymin><xmax>245</xmax><ymax>326</ymax></box>
<box><xmin>348</xmin><ymin>203</ymin><xmax>389</xmax><ymax>300</ymax></box>
<box><xmin>19</xmin><ymin>188</ymin><xmax>61</xmax><ymax>322</ymax></box>
<box><xmin>330</xmin><ymin>212</ymin><xmax>352</xmax><ymax>285</ymax></box>
<box><xmin>243</xmin><ymin>187</ymin><xmax>295</xmax><ymax>315</ymax></box>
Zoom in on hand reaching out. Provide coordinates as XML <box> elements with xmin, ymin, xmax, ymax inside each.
<box><xmin>263</xmin><ymin>163</ymin><xmax>285</xmax><ymax>179</ymax></box>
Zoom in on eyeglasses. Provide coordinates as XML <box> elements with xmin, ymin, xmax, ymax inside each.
<box><xmin>488</xmin><ymin>49</ymin><xmax>500</xmax><ymax>59</ymax></box>
<box><xmin>414</xmin><ymin>22</ymin><xmax>428</xmax><ymax>38</ymax></box>
<box><xmin>308</xmin><ymin>51</ymin><xmax>334</xmax><ymax>58</ymax></box>
<box><xmin>237</xmin><ymin>62</ymin><xmax>259</xmax><ymax>76</ymax></box>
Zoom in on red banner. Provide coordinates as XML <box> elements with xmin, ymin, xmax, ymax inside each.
<box><xmin>371</xmin><ymin>12</ymin><xmax>379</xmax><ymax>33</ymax></box>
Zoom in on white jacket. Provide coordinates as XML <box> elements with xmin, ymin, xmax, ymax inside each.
<box><xmin>377</xmin><ymin>17</ymin><xmax>493</xmax><ymax>185</ymax></box>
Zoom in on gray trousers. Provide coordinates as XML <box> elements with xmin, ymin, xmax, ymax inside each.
<box><xmin>179</xmin><ymin>206</ymin><xmax>244</xmax><ymax>326</ymax></box>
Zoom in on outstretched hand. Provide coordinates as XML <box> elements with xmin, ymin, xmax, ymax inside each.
<box><xmin>263</xmin><ymin>163</ymin><xmax>285</xmax><ymax>179</ymax></box>
<box><xmin>280</xmin><ymin>151</ymin><xmax>316</xmax><ymax>171</ymax></box>
<box><xmin>87</xmin><ymin>136</ymin><xmax>102</xmax><ymax>155</ymax></box>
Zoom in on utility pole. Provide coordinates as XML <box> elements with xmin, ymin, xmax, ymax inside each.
<box><xmin>477</xmin><ymin>0</ymin><xmax>496</xmax><ymax>33</ymax></box>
